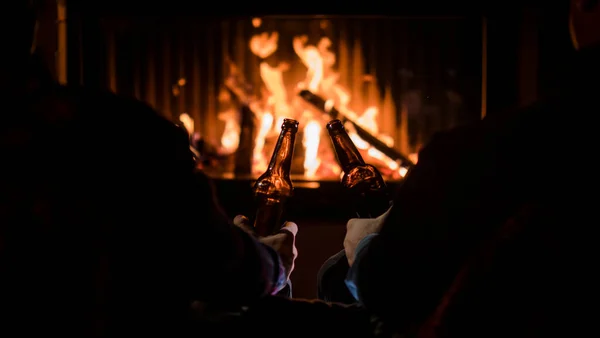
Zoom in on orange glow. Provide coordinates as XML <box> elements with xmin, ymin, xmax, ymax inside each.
<box><xmin>217</xmin><ymin>18</ymin><xmax>412</xmax><ymax>180</ymax></box>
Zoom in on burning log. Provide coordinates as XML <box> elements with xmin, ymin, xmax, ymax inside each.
<box><xmin>299</xmin><ymin>90</ymin><xmax>415</xmax><ymax>168</ymax></box>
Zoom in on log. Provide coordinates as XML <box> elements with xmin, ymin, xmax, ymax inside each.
<box><xmin>299</xmin><ymin>90</ymin><xmax>415</xmax><ymax>168</ymax></box>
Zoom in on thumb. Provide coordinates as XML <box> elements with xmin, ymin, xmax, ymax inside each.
<box><xmin>378</xmin><ymin>204</ymin><xmax>394</xmax><ymax>221</ymax></box>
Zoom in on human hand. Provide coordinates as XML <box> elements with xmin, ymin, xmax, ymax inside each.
<box><xmin>233</xmin><ymin>215</ymin><xmax>298</xmax><ymax>281</ymax></box>
<box><xmin>344</xmin><ymin>206</ymin><xmax>393</xmax><ymax>266</ymax></box>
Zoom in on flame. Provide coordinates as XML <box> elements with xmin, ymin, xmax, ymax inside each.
<box><xmin>293</xmin><ymin>36</ymin><xmax>324</xmax><ymax>92</ymax></box>
<box><xmin>303</xmin><ymin>119</ymin><xmax>322</xmax><ymax>179</ymax></box>
<box><xmin>179</xmin><ymin>113</ymin><xmax>194</xmax><ymax>136</ymax></box>
<box><xmin>216</xmin><ymin>19</ymin><xmax>411</xmax><ymax>180</ymax></box>
<box><xmin>399</xmin><ymin>167</ymin><xmax>409</xmax><ymax>177</ymax></box>
<box><xmin>253</xmin><ymin>111</ymin><xmax>274</xmax><ymax>174</ymax></box>
<box><xmin>409</xmin><ymin>153</ymin><xmax>419</xmax><ymax>164</ymax></box>
<box><xmin>218</xmin><ymin>109</ymin><xmax>240</xmax><ymax>154</ymax></box>
<box><xmin>249</xmin><ymin>32</ymin><xmax>278</xmax><ymax>59</ymax></box>
<box><xmin>259</xmin><ymin>62</ymin><xmax>289</xmax><ymax>126</ymax></box>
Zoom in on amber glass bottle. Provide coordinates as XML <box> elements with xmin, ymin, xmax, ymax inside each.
<box><xmin>327</xmin><ymin>119</ymin><xmax>391</xmax><ymax>218</ymax></box>
<box><xmin>252</xmin><ymin>118</ymin><xmax>299</xmax><ymax>236</ymax></box>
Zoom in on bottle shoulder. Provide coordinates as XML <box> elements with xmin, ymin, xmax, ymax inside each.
<box><xmin>341</xmin><ymin>164</ymin><xmax>386</xmax><ymax>190</ymax></box>
<box><xmin>254</xmin><ymin>174</ymin><xmax>293</xmax><ymax>197</ymax></box>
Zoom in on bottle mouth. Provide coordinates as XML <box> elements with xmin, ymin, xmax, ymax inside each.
<box><xmin>281</xmin><ymin>118</ymin><xmax>299</xmax><ymax>130</ymax></box>
<box><xmin>326</xmin><ymin>119</ymin><xmax>344</xmax><ymax>132</ymax></box>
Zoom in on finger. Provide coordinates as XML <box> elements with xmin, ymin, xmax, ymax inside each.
<box><xmin>233</xmin><ymin>215</ymin><xmax>254</xmax><ymax>233</ymax></box>
<box><xmin>346</xmin><ymin>250</ymin><xmax>355</xmax><ymax>266</ymax></box>
<box><xmin>233</xmin><ymin>215</ymin><xmax>250</xmax><ymax>227</ymax></box>
<box><xmin>278</xmin><ymin>221</ymin><xmax>298</xmax><ymax>237</ymax></box>
<box><xmin>378</xmin><ymin>204</ymin><xmax>394</xmax><ymax>220</ymax></box>
<box><xmin>346</xmin><ymin>218</ymin><xmax>364</xmax><ymax>230</ymax></box>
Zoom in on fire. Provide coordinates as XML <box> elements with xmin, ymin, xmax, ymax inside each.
<box><xmin>253</xmin><ymin>111</ymin><xmax>274</xmax><ymax>174</ymax></box>
<box><xmin>218</xmin><ymin>19</ymin><xmax>411</xmax><ymax>180</ymax></box>
<box><xmin>293</xmin><ymin>35</ymin><xmax>324</xmax><ymax>92</ymax></box>
<box><xmin>218</xmin><ymin>109</ymin><xmax>240</xmax><ymax>154</ymax></box>
<box><xmin>179</xmin><ymin>113</ymin><xmax>194</xmax><ymax>136</ymax></box>
<box><xmin>302</xmin><ymin>119</ymin><xmax>322</xmax><ymax>179</ymax></box>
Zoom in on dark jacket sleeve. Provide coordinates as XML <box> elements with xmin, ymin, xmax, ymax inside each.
<box><xmin>164</xmin><ymin>117</ymin><xmax>285</xmax><ymax>304</ymax></box>
<box><xmin>189</xmin><ymin>169</ymin><xmax>286</xmax><ymax>301</ymax></box>
<box><xmin>353</xmin><ymin>120</ymin><xmax>508</xmax><ymax>329</ymax></box>
<box><xmin>90</xmin><ymin>92</ymin><xmax>285</xmax><ymax>305</ymax></box>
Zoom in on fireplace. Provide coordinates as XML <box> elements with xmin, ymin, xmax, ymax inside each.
<box><xmin>90</xmin><ymin>15</ymin><xmax>482</xmax><ymax>186</ymax></box>
<box><xmin>192</xmin><ymin>16</ymin><xmax>427</xmax><ymax>182</ymax></box>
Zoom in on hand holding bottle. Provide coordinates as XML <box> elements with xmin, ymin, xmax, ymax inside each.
<box><xmin>233</xmin><ymin>215</ymin><xmax>298</xmax><ymax>281</ymax></box>
<box><xmin>344</xmin><ymin>205</ymin><xmax>393</xmax><ymax>266</ymax></box>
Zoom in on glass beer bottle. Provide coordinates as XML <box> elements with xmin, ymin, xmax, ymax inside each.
<box><xmin>252</xmin><ymin>118</ymin><xmax>299</xmax><ymax>236</ymax></box>
<box><xmin>327</xmin><ymin>119</ymin><xmax>391</xmax><ymax>218</ymax></box>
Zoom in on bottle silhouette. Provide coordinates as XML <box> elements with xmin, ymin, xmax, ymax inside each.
<box><xmin>327</xmin><ymin>119</ymin><xmax>391</xmax><ymax>218</ymax></box>
<box><xmin>252</xmin><ymin>118</ymin><xmax>299</xmax><ymax>236</ymax></box>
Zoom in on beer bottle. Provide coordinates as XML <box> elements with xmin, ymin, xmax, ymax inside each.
<box><xmin>252</xmin><ymin>118</ymin><xmax>299</xmax><ymax>236</ymax></box>
<box><xmin>327</xmin><ymin>119</ymin><xmax>391</xmax><ymax>218</ymax></box>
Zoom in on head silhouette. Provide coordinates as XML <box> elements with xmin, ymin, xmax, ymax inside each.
<box><xmin>569</xmin><ymin>0</ymin><xmax>600</xmax><ymax>50</ymax></box>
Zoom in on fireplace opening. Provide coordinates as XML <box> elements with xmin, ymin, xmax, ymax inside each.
<box><xmin>96</xmin><ymin>16</ymin><xmax>483</xmax><ymax>184</ymax></box>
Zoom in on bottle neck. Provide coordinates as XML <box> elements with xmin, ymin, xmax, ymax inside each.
<box><xmin>330</xmin><ymin>130</ymin><xmax>365</xmax><ymax>169</ymax></box>
<box><xmin>267</xmin><ymin>128</ymin><xmax>296</xmax><ymax>177</ymax></box>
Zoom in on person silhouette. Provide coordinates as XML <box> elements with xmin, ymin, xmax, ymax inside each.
<box><xmin>0</xmin><ymin>2</ymin><xmax>297</xmax><ymax>337</ymax></box>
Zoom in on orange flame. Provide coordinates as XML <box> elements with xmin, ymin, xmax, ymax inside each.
<box><xmin>218</xmin><ymin>20</ymin><xmax>410</xmax><ymax>179</ymax></box>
